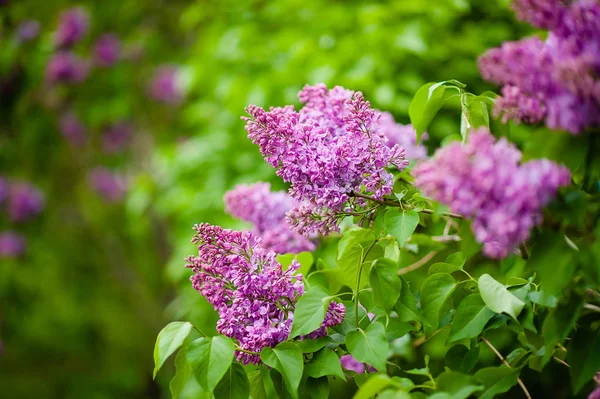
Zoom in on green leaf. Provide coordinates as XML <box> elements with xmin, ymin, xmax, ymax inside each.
<box><xmin>528</xmin><ymin>291</ymin><xmax>558</xmax><ymax>308</ymax></box>
<box><xmin>568</xmin><ymin>319</ymin><xmax>600</xmax><ymax>393</ymax></box>
<box><xmin>307</xmin><ymin>377</ymin><xmax>329</xmax><ymax>399</ymax></box>
<box><xmin>187</xmin><ymin>336</ymin><xmax>235</xmax><ymax>393</ymax></box>
<box><xmin>369</xmin><ymin>258</ymin><xmax>401</xmax><ymax>312</ymax></box>
<box><xmin>474</xmin><ymin>367</ymin><xmax>520</xmax><ymax>399</ymax></box>
<box><xmin>541</xmin><ymin>295</ymin><xmax>583</xmax><ymax>366</ymax></box>
<box><xmin>170</xmin><ymin>347</ymin><xmax>192</xmax><ymax>399</ymax></box>
<box><xmin>385</xmin><ymin>209</ymin><xmax>420</xmax><ymax>248</ymax></box>
<box><xmin>296</xmin><ymin>337</ymin><xmax>333</xmax><ymax>353</ymax></box>
<box><xmin>395</xmin><ymin>276</ymin><xmax>428</xmax><ymax>324</ymax></box>
<box><xmin>448</xmin><ymin>294</ymin><xmax>495</xmax><ymax>343</ymax></box>
<box><xmin>505</xmin><ymin>348</ymin><xmax>530</xmax><ymax>368</ymax></box>
<box><xmin>337</xmin><ymin>227</ymin><xmax>377</xmax><ymax>290</ymax></box>
<box><xmin>446</xmin><ymin>252</ymin><xmax>465</xmax><ymax>268</ymax></box>
<box><xmin>290</xmin><ymin>286</ymin><xmax>333</xmax><ymax>338</ymax></box>
<box><xmin>278</xmin><ymin>252</ymin><xmax>314</xmax><ymax>276</ymax></box>
<box><xmin>409</xmin><ymin>82</ymin><xmax>447</xmax><ymax>142</ymax></box>
<box><xmin>260</xmin><ymin>342</ymin><xmax>304</xmax><ymax>399</ymax></box>
<box><xmin>345</xmin><ymin>322</ymin><xmax>389</xmax><ymax>372</ymax></box>
<box><xmin>428</xmin><ymin>262</ymin><xmax>460</xmax><ymax>275</ymax></box>
<box><xmin>248</xmin><ymin>368</ymin><xmax>269</xmax><ymax>399</ymax></box>
<box><xmin>305</xmin><ymin>348</ymin><xmax>346</xmax><ymax>381</ymax></box>
<box><xmin>444</xmin><ymin>344</ymin><xmax>480</xmax><ymax>374</ymax></box>
<box><xmin>478</xmin><ymin>274</ymin><xmax>524</xmax><ymax>320</ymax></box>
<box><xmin>420</xmin><ymin>273</ymin><xmax>457</xmax><ymax>330</ymax></box>
<box><xmin>153</xmin><ymin>321</ymin><xmax>193</xmax><ymax>378</ymax></box>
<box><xmin>436</xmin><ymin>371</ymin><xmax>483</xmax><ymax>399</ymax></box>
<box><xmin>214</xmin><ymin>363</ymin><xmax>250</xmax><ymax>399</ymax></box>
<box><xmin>385</xmin><ymin>318</ymin><xmax>414</xmax><ymax>341</ymax></box>
<box><xmin>353</xmin><ymin>374</ymin><xmax>392</xmax><ymax>399</ymax></box>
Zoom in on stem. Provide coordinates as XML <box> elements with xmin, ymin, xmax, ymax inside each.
<box><xmin>585</xmin><ymin>288</ymin><xmax>600</xmax><ymax>300</ymax></box>
<box><xmin>412</xmin><ymin>327</ymin><xmax>445</xmax><ymax>348</ymax></box>
<box><xmin>583</xmin><ymin>303</ymin><xmax>600</xmax><ymax>313</ymax></box>
<box><xmin>482</xmin><ymin>337</ymin><xmax>531</xmax><ymax>399</ymax></box>
<box><xmin>399</xmin><ymin>251</ymin><xmax>438</xmax><ymax>276</ymax></box>
<box><xmin>518</xmin><ymin>243</ymin><xmax>530</xmax><ymax>260</ymax></box>
<box><xmin>355</xmin><ymin>239</ymin><xmax>379</xmax><ymax>327</ymax></box>
<box><xmin>552</xmin><ymin>356</ymin><xmax>570</xmax><ymax>368</ymax></box>
<box><xmin>348</xmin><ymin>192</ymin><xmax>463</xmax><ymax>219</ymax></box>
<box><xmin>235</xmin><ymin>346</ymin><xmax>260</xmax><ymax>355</ymax></box>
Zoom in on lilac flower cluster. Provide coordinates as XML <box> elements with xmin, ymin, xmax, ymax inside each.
<box><xmin>0</xmin><ymin>232</ymin><xmax>27</xmax><ymax>259</ymax></box>
<box><xmin>340</xmin><ymin>354</ymin><xmax>375</xmax><ymax>374</ymax></box>
<box><xmin>224</xmin><ymin>182</ymin><xmax>315</xmax><ymax>254</ymax></box>
<box><xmin>16</xmin><ymin>20</ymin><xmax>41</xmax><ymax>43</ymax></box>
<box><xmin>478</xmin><ymin>0</ymin><xmax>600</xmax><ymax>134</ymax></box>
<box><xmin>244</xmin><ymin>84</ymin><xmax>408</xmax><ymax>236</ymax></box>
<box><xmin>59</xmin><ymin>112</ymin><xmax>87</xmax><ymax>147</ymax></box>
<box><xmin>101</xmin><ymin>122</ymin><xmax>132</xmax><ymax>154</ymax></box>
<box><xmin>88</xmin><ymin>168</ymin><xmax>127</xmax><ymax>203</ymax></box>
<box><xmin>185</xmin><ymin>223</ymin><xmax>344</xmax><ymax>364</ymax></box>
<box><xmin>55</xmin><ymin>7</ymin><xmax>89</xmax><ymax>48</ymax></box>
<box><xmin>148</xmin><ymin>66</ymin><xmax>184</xmax><ymax>105</ymax></box>
<box><xmin>94</xmin><ymin>34</ymin><xmax>121</xmax><ymax>67</ymax></box>
<box><xmin>46</xmin><ymin>52</ymin><xmax>89</xmax><ymax>84</ymax></box>
<box><xmin>377</xmin><ymin>112</ymin><xmax>428</xmax><ymax>161</ymax></box>
<box><xmin>414</xmin><ymin>128</ymin><xmax>571</xmax><ymax>259</ymax></box>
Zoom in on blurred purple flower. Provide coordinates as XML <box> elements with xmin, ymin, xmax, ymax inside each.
<box><xmin>148</xmin><ymin>66</ymin><xmax>183</xmax><ymax>104</ymax></box>
<box><xmin>101</xmin><ymin>122</ymin><xmax>132</xmax><ymax>154</ymax></box>
<box><xmin>340</xmin><ymin>354</ymin><xmax>375</xmax><ymax>374</ymax></box>
<box><xmin>378</xmin><ymin>111</ymin><xmax>428</xmax><ymax>161</ymax></box>
<box><xmin>88</xmin><ymin>167</ymin><xmax>127</xmax><ymax>203</ymax></box>
<box><xmin>9</xmin><ymin>182</ymin><xmax>45</xmax><ymax>223</ymax></box>
<box><xmin>590</xmin><ymin>387</ymin><xmax>600</xmax><ymax>399</ymax></box>
<box><xmin>59</xmin><ymin>112</ymin><xmax>87</xmax><ymax>147</ymax></box>
<box><xmin>16</xmin><ymin>20</ymin><xmax>41</xmax><ymax>43</ymax></box>
<box><xmin>94</xmin><ymin>33</ymin><xmax>120</xmax><ymax>67</ymax></box>
<box><xmin>46</xmin><ymin>52</ymin><xmax>89</xmax><ymax>84</ymax></box>
<box><xmin>0</xmin><ymin>232</ymin><xmax>26</xmax><ymax>258</ymax></box>
<box><xmin>55</xmin><ymin>7</ymin><xmax>89</xmax><ymax>48</ymax></box>
<box><xmin>0</xmin><ymin>177</ymin><xmax>8</xmax><ymax>205</ymax></box>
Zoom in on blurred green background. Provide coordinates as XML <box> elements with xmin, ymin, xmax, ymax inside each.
<box><xmin>0</xmin><ymin>1</ymin><xmax>532</xmax><ymax>397</ymax></box>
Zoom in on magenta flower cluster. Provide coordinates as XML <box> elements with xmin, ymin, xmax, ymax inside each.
<box><xmin>59</xmin><ymin>112</ymin><xmax>87</xmax><ymax>147</ymax></box>
<box><xmin>94</xmin><ymin>34</ymin><xmax>121</xmax><ymax>67</ymax></box>
<box><xmin>414</xmin><ymin>128</ymin><xmax>571</xmax><ymax>258</ymax></box>
<box><xmin>244</xmin><ymin>84</ymin><xmax>408</xmax><ymax>236</ymax></box>
<box><xmin>148</xmin><ymin>66</ymin><xmax>184</xmax><ymax>105</ymax></box>
<box><xmin>54</xmin><ymin>7</ymin><xmax>89</xmax><ymax>48</ymax></box>
<box><xmin>224</xmin><ymin>182</ymin><xmax>315</xmax><ymax>254</ymax></box>
<box><xmin>88</xmin><ymin>168</ymin><xmax>128</xmax><ymax>203</ymax></box>
<box><xmin>378</xmin><ymin>112</ymin><xmax>428</xmax><ymax>161</ymax></box>
<box><xmin>185</xmin><ymin>223</ymin><xmax>344</xmax><ymax>364</ymax></box>
<box><xmin>478</xmin><ymin>0</ymin><xmax>600</xmax><ymax>134</ymax></box>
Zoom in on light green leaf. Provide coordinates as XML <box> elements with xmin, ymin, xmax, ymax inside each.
<box><xmin>446</xmin><ymin>252</ymin><xmax>465</xmax><ymax>268</ymax></box>
<box><xmin>154</xmin><ymin>321</ymin><xmax>193</xmax><ymax>378</ymax></box>
<box><xmin>187</xmin><ymin>336</ymin><xmax>235</xmax><ymax>393</ymax></box>
<box><xmin>385</xmin><ymin>318</ymin><xmax>414</xmax><ymax>341</ymax></box>
<box><xmin>260</xmin><ymin>342</ymin><xmax>303</xmax><ymax>399</ymax></box>
<box><xmin>448</xmin><ymin>294</ymin><xmax>495</xmax><ymax>343</ymax></box>
<box><xmin>290</xmin><ymin>286</ymin><xmax>333</xmax><ymax>338</ymax></box>
<box><xmin>353</xmin><ymin>374</ymin><xmax>391</xmax><ymax>399</ymax></box>
<box><xmin>296</xmin><ymin>337</ymin><xmax>333</xmax><ymax>353</ymax></box>
<box><xmin>214</xmin><ymin>363</ymin><xmax>250</xmax><ymax>399</ymax></box>
<box><xmin>420</xmin><ymin>273</ymin><xmax>457</xmax><ymax>330</ymax></box>
<box><xmin>474</xmin><ymin>367</ymin><xmax>520</xmax><ymax>399</ymax></box>
<box><xmin>305</xmin><ymin>348</ymin><xmax>346</xmax><ymax>381</ymax></box>
<box><xmin>528</xmin><ymin>291</ymin><xmax>558</xmax><ymax>308</ymax></box>
<box><xmin>337</xmin><ymin>227</ymin><xmax>377</xmax><ymax>290</ymax></box>
<box><xmin>170</xmin><ymin>347</ymin><xmax>192</xmax><ymax>399</ymax></box>
<box><xmin>248</xmin><ymin>368</ymin><xmax>269</xmax><ymax>399</ymax></box>
<box><xmin>478</xmin><ymin>274</ymin><xmax>524</xmax><ymax>320</ymax></box>
<box><xmin>307</xmin><ymin>377</ymin><xmax>329</xmax><ymax>399</ymax></box>
<box><xmin>428</xmin><ymin>262</ymin><xmax>460</xmax><ymax>275</ymax></box>
<box><xmin>409</xmin><ymin>82</ymin><xmax>447</xmax><ymax>142</ymax></box>
<box><xmin>385</xmin><ymin>209</ymin><xmax>420</xmax><ymax>248</ymax></box>
<box><xmin>369</xmin><ymin>258</ymin><xmax>402</xmax><ymax>312</ymax></box>
<box><xmin>436</xmin><ymin>371</ymin><xmax>483</xmax><ymax>399</ymax></box>
<box><xmin>345</xmin><ymin>322</ymin><xmax>389</xmax><ymax>372</ymax></box>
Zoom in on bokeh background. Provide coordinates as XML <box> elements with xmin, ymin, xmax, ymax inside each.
<box><xmin>0</xmin><ymin>1</ymin><xmax>542</xmax><ymax>398</ymax></box>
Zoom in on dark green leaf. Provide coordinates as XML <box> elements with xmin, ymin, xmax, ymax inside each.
<box><xmin>305</xmin><ymin>348</ymin><xmax>346</xmax><ymax>380</ymax></box>
<box><xmin>436</xmin><ymin>371</ymin><xmax>483</xmax><ymax>399</ymax></box>
<box><xmin>448</xmin><ymin>294</ymin><xmax>495</xmax><ymax>343</ymax></box>
<box><xmin>541</xmin><ymin>295</ymin><xmax>583</xmax><ymax>366</ymax></box>
<box><xmin>295</xmin><ymin>337</ymin><xmax>333</xmax><ymax>353</ymax></box>
<box><xmin>345</xmin><ymin>322</ymin><xmax>389</xmax><ymax>372</ymax></box>
<box><xmin>420</xmin><ymin>273</ymin><xmax>457</xmax><ymax>330</ymax></box>
<box><xmin>474</xmin><ymin>367</ymin><xmax>520</xmax><ymax>399</ymax></box>
<box><xmin>290</xmin><ymin>286</ymin><xmax>333</xmax><ymax>338</ymax></box>
<box><xmin>445</xmin><ymin>344</ymin><xmax>480</xmax><ymax>373</ymax></box>
<box><xmin>307</xmin><ymin>377</ymin><xmax>329</xmax><ymax>399</ymax></box>
<box><xmin>478</xmin><ymin>274</ymin><xmax>524</xmax><ymax>319</ymax></box>
<box><xmin>153</xmin><ymin>321</ymin><xmax>193</xmax><ymax>378</ymax></box>
<box><xmin>370</xmin><ymin>258</ymin><xmax>402</xmax><ymax>312</ymax></box>
<box><xmin>385</xmin><ymin>209</ymin><xmax>420</xmax><ymax>248</ymax></box>
<box><xmin>395</xmin><ymin>277</ymin><xmax>428</xmax><ymax>324</ymax></box>
<box><xmin>186</xmin><ymin>336</ymin><xmax>235</xmax><ymax>393</ymax></box>
<box><xmin>214</xmin><ymin>363</ymin><xmax>250</xmax><ymax>399</ymax></box>
<box><xmin>568</xmin><ymin>319</ymin><xmax>600</xmax><ymax>393</ymax></box>
<box><xmin>170</xmin><ymin>347</ymin><xmax>192</xmax><ymax>399</ymax></box>
<box><xmin>260</xmin><ymin>342</ymin><xmax>303</xmax><ymax>399</ymax></box>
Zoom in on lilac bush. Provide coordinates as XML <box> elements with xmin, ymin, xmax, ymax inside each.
<box><xmin>54</xmin><ymin>7</ymin><xmax>89</xmax><ymax>48</ymax></box>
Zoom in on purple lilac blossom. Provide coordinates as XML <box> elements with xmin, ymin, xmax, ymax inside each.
<box><xmin>54</xmin><ymin>7</ymin><xmax>89</xmax><ymax>48</ymax></box>
<box><xmin>46</xmin><ymin>52</ymin><xmax>89</xmax><ymax>84</ymax></box>
<box><xmin>224</xmin><ymin>182</ymin><xmax>315</xmax><ymax>254</ymax></box>
<box><xmin>148</xmin><ymin>66</ymin><xmax>183</xmax><ymax>104</ymax></box>
<box><xmin>591</xmin><ymin>387</ymin><xmax>600</xmax><ymax>399</ymax></box>
<box><xmin>94</xmin><ymin>33</ymin><xmax>120</xmax><ymax>67</ymax></box>
<box><xmin>101</xmin><ymin>122</ymin><xmax>132</xmax><ymax>154</ymax></box>
<box><xmin>88</xmin><ymin>168</ymin><xmax>127</xmax><ymax>203</ymax></box>
<box><xmin>414</xmin><ymin>128</ymin><xmax>571</xmax><ymax>259</ymax></box>
<box><xmin>185</xmin><ymin>223</ymin><xmax>344</xmax><ymax>364</ymax></box>
<box><xmin>16</xmin><ymin>20</ymin><xmax>41</xmax><ymax>43</ymax></box>
<box><xmin>59</xmin><ymin>112</ymin><xmax>87</xmax><ymax>147</ymax></box>
<box><xmin>377</xmin><ymin>111</ymin><xmax>428</xmax><ymax>160</ymax></box>
<box><xmin>0</xmin><ymin>177</ymin><xmax>8</xmax><ymax>205</ymax></box>
<box><xmin>478</xmin><ymin>0</ymin><xmax>600</xmax><ymax>134</ymax></box>
<box><xmin>0</xmin><ymin>232</ymin><xmax>26</xmax><ymax>258</ymax></box>
<box><xmin>9</xmin><ymin>182</ymin><xmax>45</xmax><ymax>223</ymax></box>
<box><xmin>243</xmin><ymin>84</ymin><xmax>408</xmax><ymax>236</ymax></box>
<box><xmin>340</xmin><ymin>354</ymin><xmax>375</xmax><ymax>374</ymax></box>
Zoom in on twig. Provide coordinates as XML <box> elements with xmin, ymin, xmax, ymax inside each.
<box><xmin>552</xmin><ymin>356</ymin><xmax>570</xmax><ymax>368</ymax></box>
<box><xmin>430</xmin><ymin>235</ymin><xmax>461</xmax><ymax>243</ymax></box>
<box><xmin>481</xmin><ymin>338</ymin><xmax>531</xmax><ymax>399</ymax></box>
<box><xmin>585</xmin><ymin>288</ymin><xmax>600</xmax><ymax>300</ymax></box>
<box><xmin>412</xmin><ymin>328</ymin><xmax>444</xmax><ymax>348</ymax></box>
<box><xmin>583</xmin><ymin>303</ymin><xmax>600</xmax><ymax>313</ymax></box>
<box><xmin>518</xmin><ymin>243</ymin><xmax>530</xmax><ymax>260</ymax></box>
<box><xmin>399</xmin><ymin>251</ymin><xmax>438</xmax><ymax>275</ymax></box>
<box><xmin>348</xmin><ymin>192</ymin><xmax>463</xmax><ymax>219</ymax></box>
